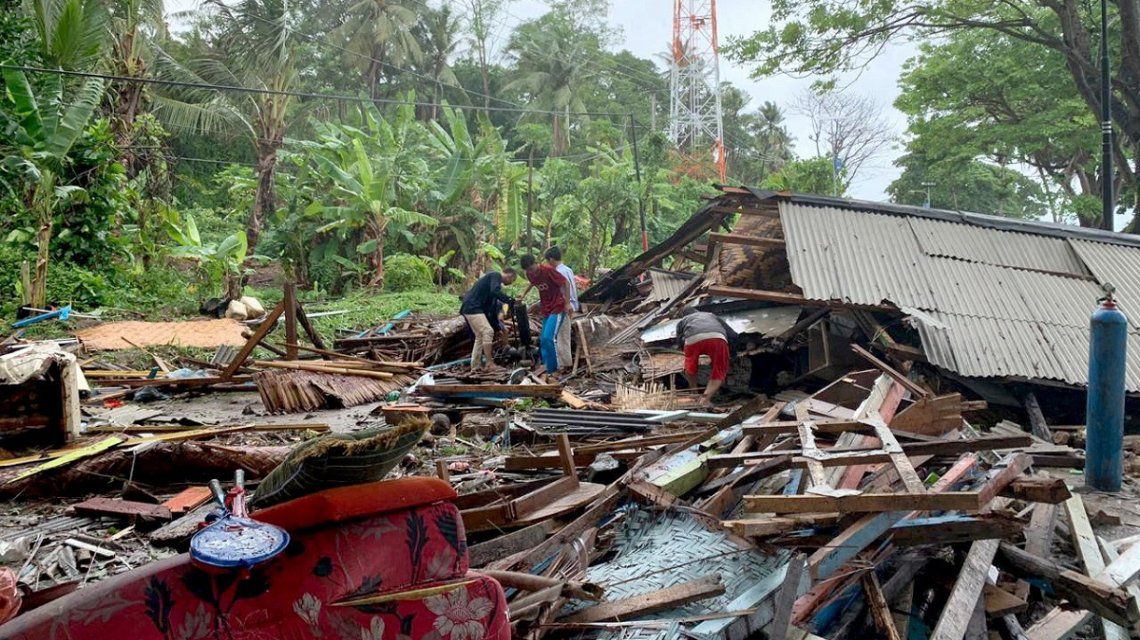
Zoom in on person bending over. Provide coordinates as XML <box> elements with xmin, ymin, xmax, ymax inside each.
<box><xmin>675</xmin><ymin>308</ymin><xmax>735</xmax><ymax>404</ymax></box>
<box><xmin>459</xmin><ymin>267</ymin><xmax>517</xmax><ymax>372</ymax></box>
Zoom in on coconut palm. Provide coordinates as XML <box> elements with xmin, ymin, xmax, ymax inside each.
<box><xmin>28</xmin><ymin>0</ymin><xmax>107</xmax><ymax>70</ymax></box>
<box><xmin>414</xmin><ymin>6</ymin><xmax>462</xmax><ymax>120</ymax></box>
<box><xmin>105</xmin><ymin>0</ymin><xmax>166</xmax><ymax>169</ymax></box>
<box><xmin>504</xmin><ymin>16</ymin><xmax>591</xmax><ymax>155</ymax></box>
<box><xmin>751</xmin><ymin>101</ymin><xmax>792</xmax><ymax>175</ymax></box>
<box><xmin>153</xmin><ymin>0</ymin><xmax>300</xmax><ymax>253</ymax></box>
<box><xmin>334</xmin><ymin>0</ymin><xmax>422</xmax><ymax>101</ymax></box>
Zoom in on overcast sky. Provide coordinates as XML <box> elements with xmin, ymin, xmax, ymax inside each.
<box><xmin>163</xmin><ymin>0</ymin><xmax>915</xmax><ymax>200</ymax></box>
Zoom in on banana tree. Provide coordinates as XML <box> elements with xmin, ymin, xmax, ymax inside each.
<box><xmin>0</xmin><ymin>69</ymin><xmax>104</xmax><ymax>308</ymax></box>
<box><xmin>308</xmin><ymin>105</ymin><xmax>436</xmax><ymax>287</ymax></box>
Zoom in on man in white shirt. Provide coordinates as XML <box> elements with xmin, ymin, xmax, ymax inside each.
<box><xmin>545</xmin><ymin>246</ymin><xmax>578</xmax><ymax>371</ymax></box>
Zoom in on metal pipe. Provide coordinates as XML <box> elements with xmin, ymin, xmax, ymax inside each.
<box><xmin>1085</xmin><ymin>291</ymin><xmax>1127</xmax><ymax>491</ymax></box>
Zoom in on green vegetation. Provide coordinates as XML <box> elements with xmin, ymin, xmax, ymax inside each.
<box><xmin>727</xmin><ymin>0</ymin><xmax>1140</xmax><ymax>229</ymax></box>
<box><xmin>0</xmin><ymin>0</ymin><xmax>1122</xmax><ymax>327</ymax></box>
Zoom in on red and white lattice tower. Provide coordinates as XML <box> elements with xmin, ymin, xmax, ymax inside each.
<box><xmin>669</xmin><ymin>0</ymin><xmax>726</xmax><ymax>181</ymax></box>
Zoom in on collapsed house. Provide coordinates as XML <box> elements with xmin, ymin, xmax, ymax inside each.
<box><xmin>4</xmin><ymin>188</ymin><xmax>1140</xmax><ymax>639</ymax></box>
<box><xmin>585</xmin><ymin>186</ymin><xmax>1140</xmax><ymax>425</ymax></box>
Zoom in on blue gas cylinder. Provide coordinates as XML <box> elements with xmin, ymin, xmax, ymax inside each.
<box><xmin>1085</xmin><ymin>295</ymin><xmax>1128</xmax><ymax>492</ymax></box>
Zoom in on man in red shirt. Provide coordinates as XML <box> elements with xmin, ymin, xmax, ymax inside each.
<box><xmin>520</xmin><ymin>254</ymin><xmax>573</xmax><ymax>376</ymax></box>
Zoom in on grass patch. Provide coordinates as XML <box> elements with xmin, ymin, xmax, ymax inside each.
<box><xmin>245</xmin><ymin>286</ymin><xmax>462</xmax><ymax>337</ymax></box>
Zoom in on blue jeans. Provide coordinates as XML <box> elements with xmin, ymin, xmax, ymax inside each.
<box><xmin>540</xmin><ymin>313</ymin><xmax>565</xmax><ymax>374</ymax></box>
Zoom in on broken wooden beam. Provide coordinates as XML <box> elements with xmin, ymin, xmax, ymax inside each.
<box><xmin>744</xmin><ymin>491</ymin><xmax>983</xmax><ymax>515</ymax></box>
<box><xmin>706</xmin><ymin>232</ymin><xmax>786</xmax><ymax>249</ymax></box>
<box><xmin>705</xmin><ymin>285</ymin><xmax>895</xmax><ymax>312</ymax></box>
<box><xmin>708</xmin><ymin>434</ymin><xmax>1033</xmax><ymax>470</ymax></box>
<box><xmin>561</xmin><ymin>574</ymin><xmax>725</xmax><ymax>623</ymax></box>
<box><xmin>994</xmin><ymin>542</ymin><xmax>1140</xmax><ymax>628</ymax></box>
<box><xmin>419</xmin><ymin>384</ymin><xmax>562</xmax><ymax>398</ymax></box>
<box><xmin>929</xmin><ymin>538</ymin><xmax>1000</xmax><ymax>640</ymax></box>
<box><xmin>71</xmin><ymin>497</ymin><xmax>172</xmax><ymax>522</ymax></box>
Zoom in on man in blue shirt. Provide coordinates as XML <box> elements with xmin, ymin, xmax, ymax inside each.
<box><xmin>459</xmin><ymin>267</ymin><xmax>517</xmax><ymax>372</ymax></box>
<box><xmin>544</xmin><ymin>246</ymin><xmax>578</xmax><ymax>371</ymax></box>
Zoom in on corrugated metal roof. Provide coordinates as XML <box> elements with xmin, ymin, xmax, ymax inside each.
<box><xmin>778</xmin><ymin>201</ymin><xmax>1140</xmax><ymax>390</ymax></box>
<box><xmin>909</xmin><ymin>311</ymin><xmax>1140</xmax><ymax>390</ymax></box>
<box><xmin>1069</xmin><ymin>239</ymin><xmax>1140</xmax><ymax>330</ymax></box>
<box><xmin>908</xmin><ymin>217</ymin><xmax>1090</xmax><ymax>276</ymax></box>
<box><xmin>644</xmin><ymin>268</ymin><xmax>697</xmax><ymax>303</ymax></box>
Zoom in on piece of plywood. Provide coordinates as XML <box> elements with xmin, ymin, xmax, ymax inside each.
<box><xmin>72</xmin><ymin>497</ymin><xmax>171</xmax><ymax>521</ymax></box>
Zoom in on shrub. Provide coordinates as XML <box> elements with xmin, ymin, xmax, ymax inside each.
<box><xmin>383</xmin><ymin>253</ymin><xmax>434</xmax><ymax>292</ymax></box>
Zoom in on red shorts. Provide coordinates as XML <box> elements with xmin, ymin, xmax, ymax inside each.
<box><xmin>683</xmin><ymin>338</ymin><xmax>730</xmax><ymax>381</ymax></box>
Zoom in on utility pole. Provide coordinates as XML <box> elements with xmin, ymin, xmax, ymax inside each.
<box><xmin>1100</xmin><ymin>0</ymin><xmax>1115</xmax><ymax>231</ymax></box>
<box><xmin>629</xmin><ymin>114</ymin><xmax>649</xmax><ymax>252</ymax></box>
<box><xmin>921</xmin><ymin>181</ymin><xmax>936</xmax><ymax>208</ymax></box>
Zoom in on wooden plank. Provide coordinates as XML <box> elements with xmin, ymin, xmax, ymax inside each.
<box><xmin>769</xmin><ymin>554</ymin><xmax>805</xmax><ymax>640</ymax></box>
<box><xmin>863</xmin><ymin>571</ymin><xmax>902</xmax><ymax>640</ymax></box>
<box><xmin>1060</xmin><ymin>489</ymin><xmax>1125</xmax><ymax>640</ymax></box>
<box><xmin>746</xmin><ymin>490</ymin><xmax>982</xmax><ymax>515</ymax></box>
<box><xmin>867</xmin><ymin>417</ymin><xmax>926</xmax><ymax>494</ymax></box>
<box><xmin>976</xmin><ymin>453</ymin><xmax>1032</xmax><ymax>506</ymax></box>
<box><xmin>742</xmin><ymin>419</ymin><xmax>872</xmax><ymax>437</ymax></box>
<box><xmin>562</xmin><ymin>575</ymin><xmax>726</xmax><ymax>623</ymax></box>
<box><xmin>5</xmin><ymin>436</ymin><xmax>123</xmax><ymax>484</ymax></box>
<box><xmin>995</xmin><ymin>542</ymin><xmax>1140</xmax><ymax>628</ymax></box>
<box><xmin>293</xmin><ymin>299</ymin><xmax>327</xmax><ymax>350</ymax></box>
<box><xmin>705</xmin><ymin>285</ymin><xmax>894</xmax><ymax>312</ymax></box>
<box><xmin>1015</xmin><ymin>503</ymin><xmax>1057</xmax><ymax>600</ymax></box>
<box><xmin>851</xmin><ymin>344</ymin><xmax>930</xmax><ymax>398</ymax></box>
<box><xmin>560</xmin><ymin>389</ymin><xmax>588</xmax><ymax>409</ymax></box>
<box><xmin>797</xmin><ymin>421</ymin><xmax>829</xmax><ymax>488</ymax></box>
<box><xmin>467</xmin><ymin>520</ymin><xmax>555</xmax><ymax>567</ymax></box>
<box><xmin>161</xmin><ymin>486</ymin><xmax>213</xmax><ymax>515</ymax></box>
<box><xmin>1023</xmin><ymin>392</ymin><xmax>1053</xmax><ymax>442</ymax></box>
<box><xmin>71</xmin><ymin>497</ymin><xmax>171</xmax><ymax>521</ymax></box>
<box><xmin>1001</xmin><ymin>476</ymin><xmax>1071</xmax><ymax>504</ymax></box>
<box><xmin>707</xmin><ymin>232</ymin><xmax>786</xmax><ymax>249</ymax></box>
<box><xmin>556</xmin><ymin>434</ymin><xmax>578</xmax><ymax>479</ymax></box>
<box><xmin>805</xmin><ymin>453</ymin><xmax>978</xmax><ymax>580</ymax></box>
<box><xmin>930</xmin><ymin>538</ymin><xmax>1001</xmax><ymax>640</ymax></box>
<box><xmin>283</xmin><ymin>281</ymin><xmax>298</xmax><ymax>360</ymax></box>
<box><xmin>222</xmin><ymin>299</ymin><xmax>287</xmax><ymax>379</ymax></box>
<box><xmin>419</xmin><ymin>384</ymin><xmax>562</xmax><ymax>398</ymax></box>
<box><xmin>709</xmin><ymin>434</ymin><xmax>1033</xmax><ymax>469</ymax></box>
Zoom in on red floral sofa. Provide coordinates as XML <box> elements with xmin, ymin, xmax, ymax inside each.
<box><xmin>0</xmin><ymin>477</ymin><xmax>510</xmax><ymax>640</ymax></box>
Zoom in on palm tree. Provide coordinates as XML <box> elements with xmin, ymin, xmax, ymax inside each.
<box><xmin>751</xmin><ymin>101</ymin><xmax>792</xmax><ymax>175</ymax></box>
<box><xmin>29</xmin><ymin>0</ymin><xmax>107</xmax><ymax>70</ymax></box>
<box><xmin>154</xmin><ymin>0</ymin><xmax>300</xmax><ymax>255</ymax></box>
<box><xmin>414</xmin><ymin>6</ymin><xmax>462</xmax><ymax>120</ymax></box>
<box><xmin>504</xmin><ymin>16</ymin><xmax>591</xmax><ymax>156</ymax></box>
<box><xmin>334</xmin><ymin>0</ymin><xmax>421</xmax><ymax>102</ymax></box>
<box><xmin>105</xmin><ymin>0</ymin><xmax>166</xmax><ymax>172</ymax></box>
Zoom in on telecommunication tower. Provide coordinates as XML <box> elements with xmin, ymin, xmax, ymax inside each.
<box><xmin>669</xmin><ymin>0</ymin><xmax>726</xmax><ymax>181</ymax></box>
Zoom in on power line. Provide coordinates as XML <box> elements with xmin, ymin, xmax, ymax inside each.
<box><xmin>2</xmin><ymin>64</ymin><xmax>642</xmax><ymax>120</ymax></box>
